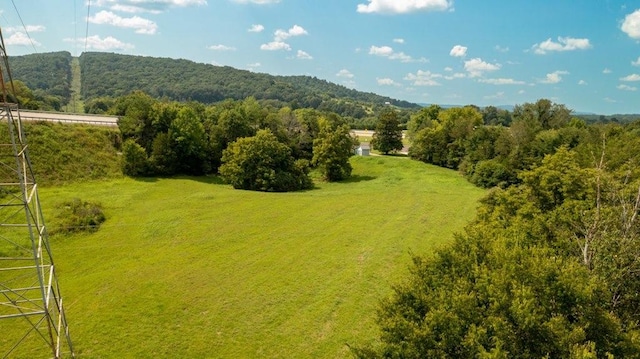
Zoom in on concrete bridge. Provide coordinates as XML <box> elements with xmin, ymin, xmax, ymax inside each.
<box><xmin>11</xmin><ymin>110</ymin><xmax>118</xmax><ymax>126</ymax></box>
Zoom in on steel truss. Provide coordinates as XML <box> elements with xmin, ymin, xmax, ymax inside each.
<box><xmin>0</xmin><ymin>31</ymin><xmax>74</xmax><ymax>358</ymax></box>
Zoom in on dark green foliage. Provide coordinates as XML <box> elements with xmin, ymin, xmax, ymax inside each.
<box><xmin>51</xmin><ymin>198</ymin><xmax>106</xmax><ymax>235</ymax></box>
<box><xmin>371</xmin><ymin>108</ymin><xmax>404</xmax><ymax>155</ymax></box>
<box><xmin>469</xmin><ymin>159</ymin><xmax>512</xmax><ymax>188</ymax></box>
<box><xmin>220</xmin><ymin>129</ymin><xmax>312</xmax><ymax>192</ymax></box>
<box><xmin>85</xmin><ymin>96</ymin><xmax>116</xmax><ymax>114</ymax></box>
<box><xmin>406</xmin><ymin>104</ymin><xmax>440</xmax><ymax>140</ymax></box>
<box><xmin>121</xmin><ymin>139</ymin><xmax>149</xmax><ymax>176</ymax></box>
<box><xmin>77</xmin><ymin>52</ymin><xmax>417</xmax><ymax>119</ymax></box>
<box><xmin>168</xmin><ymin>107</ymin><xmax>209</xmax><ymax>175</ymax></box>
<box><xmin>409</xmin><ymin>106</ymin><xmax>483</xmax><ymax>168</ymax></box>
<box><xmin>7</xmin><ymin>51</ymin><xmax>72</xmax><ymax>107</ymax></box>
<box><xmin>311</xmin><ymin>117</ymin><xmax>357</xmax><ymax>181</ymax></box>
<box><xmin>357</xmin><ymin>147</ymin><xmax>640</xmax><ymax>358</ymax></box>
<box><xmin>113</xmin><ymin>91</ymin><xmax>157</xmax><ymax>151</ymax></box>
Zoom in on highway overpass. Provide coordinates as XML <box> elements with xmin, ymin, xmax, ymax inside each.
<box><xmin>11</xmin><ymin>110</ymin><xmax>118</xmax><ymax>126</ymax></box>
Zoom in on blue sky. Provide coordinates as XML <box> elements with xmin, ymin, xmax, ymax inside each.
<box><xmin>2</xmin><ymin>0</ymin><xmax>640</xmax><ymax>114</ymax></box>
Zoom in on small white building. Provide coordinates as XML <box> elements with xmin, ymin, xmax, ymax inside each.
<box><xmin>356</xmin><ymin>144</ymin><xmax>370</xmax><ymax>156</ymax></box>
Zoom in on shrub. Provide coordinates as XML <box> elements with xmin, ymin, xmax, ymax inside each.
<box><xmin>51</xmin><ymin>198</ymin><xmax>106</xmax><ymax>235</ymax></box>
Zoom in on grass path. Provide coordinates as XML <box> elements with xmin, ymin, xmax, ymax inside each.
<box><xmin>35</xmin><ymin>156</ymin><xmax>484</xmax><ymax>358</ymax></box>
<box><xmin>63</xmin><ymin>57</ymin><xmax>83</xmax><ymax>113</ymax></box>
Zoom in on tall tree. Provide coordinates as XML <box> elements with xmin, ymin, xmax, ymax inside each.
<box><xmin>312</xmin><ymin>117</ymin><xmax>357</xmax><ymax>181</ymax></box>
<box><xmin>371</xmin><ymin>108</ymin><xmax>404</xmax><ymax>155</ymax></box>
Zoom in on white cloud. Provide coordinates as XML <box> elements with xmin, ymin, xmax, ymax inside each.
<box><xmin>449</xmin><ymin>45</ymin><xmax>467</xmax><ymax>57</ymax></box>
<box><xmin>64</xmin><ymin>35</ymin><xmax>134</xmax><ymax>50</ymax></box>
<box><xmin>357</xmin><ymin>0</ymin><xmax>453</xmax><ymax>14</ymax></box>
<box><xmin>603</xmin><ymin>68</ymin><xmax>612</xmax><ymax>74</ymax></box>
<box><xmin>578</xmin><ymin>80</ymin><xmax>587</xmax><ymax>85</ymax></box>
<box><xmin>479</xmin><ymin>78</ymin><xmax>525</xmax><ymax>85</ymax></box>
<box><xmin>444</xmin><ymin>66</ymin><xmax>453</xmax><ymax>72</ymax></box>
<box><xmin>369</xmin><ymin>45</ymin><xmax>394</xmax><ymax>56</ymax></box>
<box><xmin>632</xmin><ymin>57</ymin><xmax>640</xmax><ymax>66</ymax></box>
<box><xmin>540</xmin><ymin>70</ymin><xmax>569</xmax><ymax>84</ymax></box>
<box><xmin>377</xmin><ymin>78</ymin><xmax>400</xmax><ymax>86</ymax></box>
<box><xmin>5</xmin><ymin>32</ymin><xmax>41</xmax><ymax>46</ymax></box>
<box><xmin>336</xmin><ymin>69</ymin><xmax>354</xmax><ymax>78</ymax></box>
<box><xmin>464</xmin><ymin>58</ymin><xmax>500</xmax><ymax>77</ymax></box>
<box><xmin>484</xmin><ymin>91</ymin><xmax>505</xmax><ymax>100</ymax></box>
<box><xmin>604</xmin><ymin>97</ymin><xmax>618</xmax><ymax>103</ymax></box>
<box><xmin>233</xmin><ymin>0</ymin><xmax>280</xmax><ymax>3</ymax></box>
<box><xmin>393</xmin><ymin>38</ymin><xmax>405</xmax><ymax>44</ymax></box>
<box><xmin>368</xmin><ymin>45</ymin><xmax>427</xmax><ymax>63</ymax></box>
<box><xmin>208</xmin><ymin>44</ymin><xmax>236</xmax><ymax>51</ymax></box>
<box><xmin>404</xmin><ymin>70</ymin><xmax>442</xmax><ymax>86</ymax></box>
<box><xmin>620</xmin><ymin>73</ymin><xmax>640</xmax><ymax>81</ymax></box>
<box><xmin>532</xmin><ymin>36</ymin><xmax>592</xmax><ymax>54</ymax></box>
<box><xmin>518</xmin><ymin>90</ymin><xmax>526</xmax><ymax>94</ymax></box>
<box><xmin>248</xmin><ymin>24</ymin><xmax>264</xmax><ymax>33</ymax></box>
<box><xmin>261</xmin><ymin>25</ymin><xmax>307</xmax><ymax>51</ymax></box>
<box><xmin>296</xmin><ymin>50</ymin><xmax>313</xmax><ymax>60</ymax></box>
<box><xmin>15</xmin><ymin>25</ymin><xmax>45</xmax><ymax>33</ymax></box>
<box><xmin>444</xmin><ymin>73</ymin><xmax>466</xmax><ymax>80</ymax></box>
<box><xmin>622</xmin><ymin>9</ymin><xmax>640</xmax><ymax>39</ymax></box>
<box><xmin>495</xmin><ymin>45</ymin><xmax>509</xmax><ymax>53</ymax></box>
<box><xmin>617</xmin><ymin>84</ymin><xmax>637</xmax><ymax>91</ymax></box>
<box><xmin>247</xmin><ymin>62</ymin><xmax>261</xmax><ymax>71</ymax></box>
<box><xmin>260</xmin><ymin>41</ymin><xmax>291</xmax><ymax>51</ymax></box>
<box><xmin>88</xmin><ymin>10</ymin><xmax>158</xmax><ymax>34</ymax></box>
<box><xmin>274</xmin><ymin>25</ymin><xmax>307</xmax><ymax>41</ymax></box>
<box><xmin>94</xmin><ymin>0</ymin><xmax>206</xmax><ymax>13</ymax></box>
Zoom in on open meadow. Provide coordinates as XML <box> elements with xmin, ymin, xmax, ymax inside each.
<box><xmin>29</xmin><ymin>156</ymin><xmax>484</xmax><ymax>358</ymax></box>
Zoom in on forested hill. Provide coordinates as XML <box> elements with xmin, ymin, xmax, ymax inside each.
<box><xmin>7</xmin><ymin>51</ymin><xmax>72</xmax><ymax>103</ymax></box>
<box><xmin>78</xmin><ymin>52</ymin><xmax>418</xmax><ymax>110</ymax></box>
<box><xmin>7</xmin><ymin>51</ymin><xmax>418</xmax><ymax>115</ymax></box>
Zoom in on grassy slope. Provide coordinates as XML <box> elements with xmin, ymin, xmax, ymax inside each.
<box><xmin>37</xmin><ymin>156</ymin><xmax>484</xmax><ymax>358</ymax></box>
<box><xmin>22</xmin><ymin>122</ymin><xmax>122</xmax><ymax>185</ymax></box>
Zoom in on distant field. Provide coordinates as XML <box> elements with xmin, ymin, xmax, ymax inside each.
<box><xmin>19</xmin><ymin>156</ymin><xmax>484</xmax><ymax>358</ymax></box>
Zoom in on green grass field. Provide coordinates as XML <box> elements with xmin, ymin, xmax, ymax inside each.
<box><xmin>24</xmin><ymin>156</ymin><xmax>483</xmax><ymax>358</ymax></box>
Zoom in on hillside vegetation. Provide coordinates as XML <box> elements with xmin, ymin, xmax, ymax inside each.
<box><xmin>0</xmin><ymin>122</ymin><xmax>122</xmax><ymax>185</ymax></box>
<box><xmin>6</xmin><ymin>51</ymin><xmax>417</xmax><ymax>121</ymax></box>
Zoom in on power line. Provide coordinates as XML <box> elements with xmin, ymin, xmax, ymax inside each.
<box><xmin>9</xmin><ymin>0</ymin><xmax>38</xmax><ymax>54</ymax></box>
<box><xmin>85</xmin><ymin>0</ymin><xmax>92</xmax><ymax>54</ymax></box>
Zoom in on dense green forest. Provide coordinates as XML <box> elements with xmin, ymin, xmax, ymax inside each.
<box><xmin>6</xmin><ymin>51</ymin><xmax>417</xmax><ymax>124</ymax></box>
<box><xmin>6</xmin><ymin>51</ymin><xmax>72</xmax><ymax>110</ymax></box>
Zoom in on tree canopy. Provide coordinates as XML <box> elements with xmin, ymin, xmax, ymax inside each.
<box><xmin>355</xmin><ymin>146</ymin><xmax>640</xmax><ymax>358</ymax></box>
<box><xmin>311</xmin><ymin>117</ymin><xmax>357</xmax><ymax>181</ymax></box>
<box><xmin>219</xmin><ymin>129</ymin><xmax>312</xmax><ymax>192</ymax></box>
<box><xmin>371</xmin><ymin>108</ymin><xmax>404</xmax><ymax>155</ymax></box>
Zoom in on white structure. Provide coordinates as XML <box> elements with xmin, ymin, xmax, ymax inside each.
<box><xmin>356</xmin><ymin>144</ymin><xmax>370</xmax><ymax>156</ymax></box>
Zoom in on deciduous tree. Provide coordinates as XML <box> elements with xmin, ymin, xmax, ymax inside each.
<box><xmin>312</xmin><ymin>117</ymin><xmax>357</xmax><ymax>181</ymax></box>
<box><xmin>220</xmin><ymin>129</ymin><xmax>312</xmax><ymax>192</ymax></box>
<box><xmin>371</xmin><ymin>108</ymin><xmax>404</xmax><ymax>155</ymax></box>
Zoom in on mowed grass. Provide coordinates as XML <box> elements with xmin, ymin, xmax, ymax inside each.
<box><xmin>37</xmin><ymin>156</ymin><xmax>484</xmax><ymax>358</ymax></box>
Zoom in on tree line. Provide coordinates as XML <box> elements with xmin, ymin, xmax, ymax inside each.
<box><xmin>116</xmin><ymin>91</ymin><xmax>357</xmax><ymax>191</ymax></box>
<box><xmin>355</xmin><ymin>99</ymin><xmax>640</xmax><ymax>357</ymax></box>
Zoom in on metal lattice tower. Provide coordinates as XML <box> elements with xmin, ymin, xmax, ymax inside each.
<box><xmin>0</xmin><ymin>30</ymin><xmax>74</xmax><ymax>358</ymax></box>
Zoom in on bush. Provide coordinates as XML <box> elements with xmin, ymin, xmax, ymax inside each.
<box><xmin>220</xmin><ymin>129</ymin><xmax>312</xmax><ymax>192</ymax></box>
<box><xmin>121</xmin><ymin>139</ymin><xmax>149</xmax><ymax>176</ymax></box>
<box><xmin>51</xmin><ymin>198</ymin><xmax>106</xmax><ymax>235</ymax></box>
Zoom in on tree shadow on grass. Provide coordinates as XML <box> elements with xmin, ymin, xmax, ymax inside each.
<box><xmin>337</xmin><ymin>175</ymin><xmax>377</xmax><ymax>184</ymax></box>
<box><xmin>131</xmin><ymin>176</ymin><xmax>158</xmax><ymax>183</ymax></box>
<box><xmin>380</xmin><ymin>152</ymin><xmax>408</xmax><ymax>158</ymax></box>
<box><xmin>130</xmin><ymin>174</ymin><xmax>225</xmax><ymax>185</ymax></box>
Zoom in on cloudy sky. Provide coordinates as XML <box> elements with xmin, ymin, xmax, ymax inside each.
<box><xmin>2</xmin><ymin>0</ymin><xmax>640</xmax><ymax>114</ymax></box>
